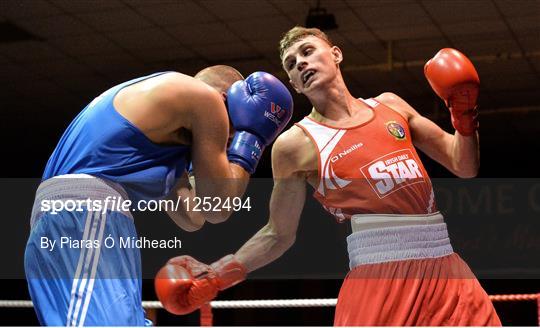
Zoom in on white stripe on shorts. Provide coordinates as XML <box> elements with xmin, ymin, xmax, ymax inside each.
<box><xmin>66</xmin><ymin>210</ymin><xmax>107</xmax><ymax>326</ymax></box>
<box><xmin>66</xmin><ymin>210</ymin><xmax>94</xmax><ymax>325</ymax></box>
<box><xmin>78</xmin><ymin>210</ymin><xmax>107</xmax><ymax>326</ymax></box>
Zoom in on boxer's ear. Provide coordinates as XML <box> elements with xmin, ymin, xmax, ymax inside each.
<box><xmin>331</xmin><ymin>46</ymin><xmax>343</xmax><ymax>65</ymax></box>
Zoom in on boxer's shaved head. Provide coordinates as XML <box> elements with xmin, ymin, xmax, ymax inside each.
<box><xmin>195</xmin><ymin>65</ymin><xmax>243</xmax><ymax>93</ymax></box>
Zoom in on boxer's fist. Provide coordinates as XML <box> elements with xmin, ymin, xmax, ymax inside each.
<box><xmin>154</xmin><ymin>256</ymin><xmax>218</xmax><ymax>315</ymax></box>
<box><xmin>226</xmin><ymin>72</ymin><xmax>294</xmax><ymax>173</ymax></box>
<box><xmin>155</xmin><ymin>255</ymin><xmax>247</xmax><ymax>315</ymax></box>
<box><xmin>424</xmin><ymin>48</ymin><xmax>480</xmax><ymax>136</ymax></box>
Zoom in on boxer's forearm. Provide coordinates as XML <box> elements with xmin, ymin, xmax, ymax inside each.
<box><xmin>234</xmin><ymin>223</ymin><xmax>295</xmax><ymax>272</ymax></box>
<box><xmin>228</xmin><ymin>162</ymin><xmax>251</xmax><ymax>196</ymax></box>
<box><xmin>451</xmin><ymin>131</ymin><xmax>480</xmax><ymax>178</ymax></box>
<box><xmin>232</xmin><ymin>144</ymin><xmax>306</xmax><ymax>272</ymax></box>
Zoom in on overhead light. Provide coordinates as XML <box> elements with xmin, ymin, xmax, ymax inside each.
<box><xmin>305</xmin><ymin>2</ymin><xmax>338</xmax><ymax>31</ymax></box>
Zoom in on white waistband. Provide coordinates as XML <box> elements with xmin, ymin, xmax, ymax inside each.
<box><xmin>351</xmin><ymin>212</ymin><xmax>444</xmax><ymax>232</ymax></box>
<box><xmin>347</xmin><ymin>213</ymin><xmax>453</xmax><ymax>268</ymax></box>
<box><xmin>31</xmin><ymin>174</ymin><xmax>132</xmax><ymax>227</ymax></box>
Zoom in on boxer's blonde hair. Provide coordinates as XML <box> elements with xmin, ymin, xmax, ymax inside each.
<box><xmin>279</xmin><ymin>26</ymin><xmax>334</xmax><ymax>62</ymax></box>
<box><xmin>195</xmin><ymin>65</ymin><xmax>243</xmax><ymax>93</ymax></box>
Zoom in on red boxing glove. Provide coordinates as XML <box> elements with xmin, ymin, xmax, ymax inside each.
<box><xmin>424</xmin><ymin>48</ymin><xmax>480</xmax><ymax>136</ymax></box>
<box><xmin>155</xmin><ymin>255</ymin><xmax>247</xmax><ymax>315</ymax></box>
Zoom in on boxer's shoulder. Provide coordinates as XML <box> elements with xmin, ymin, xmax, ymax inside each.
<box><xmin>375</xmin><ymin>92</ymin><xmax>418</xmax><ymax>121</ymax></box>
<box><xmin>114</xmin><ymin>71</ymin><xmax>226</xmax><ymax>143</ymax></box>
<box><xmin>273</xmin><ymin>125</ymin><xmax>312</xmax><ymax>157</ymax></box>
<box><xmin>120</xmin><ymin>72</ymin><xmax>220</xmax><ymax>110</ymax></box>
<box><xmin>271</xmin><ymin>125</ymin><xmax>317</xmax><ymax>178</ymax></box>
<box><xmin>148</xmin><ymin>72</ymin><xmax>221</xmax><ymax>109</ymax></box>
<box><xmin>375</xmin><ymin>91</ymin><xmax>401</xmax><ymax>104</ymax></box>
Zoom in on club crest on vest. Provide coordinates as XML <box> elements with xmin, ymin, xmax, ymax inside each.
<box><xmin>386</xmin><ymin>121</ymin><xmax>406</xmax><ymax>140</ymax></box>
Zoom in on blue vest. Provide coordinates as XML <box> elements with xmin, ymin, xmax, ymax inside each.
<box><xmin>43</xmin><ymin>73</ymin><xmax>190</xmax><ymax>202</ymax></box>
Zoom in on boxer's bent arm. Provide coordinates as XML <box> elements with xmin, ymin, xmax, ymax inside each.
<box><xmin>183</xmin><ymin>81</ymin><xmax>250</xmax><ymax>222</ymax></box>
<box><xmin>411</xmin><ymin>115</ymin><xmax>479</xmax><ymax>178</ymax></box>
<box><xmin>377</xmin><ymin>92</ymin><xmax>479</xmax><ymax>178</ymax></box>
<box><xmin>408</xmin><ymin>106</ymin><xmax>479</xmax><ymax>178</ymax></box>
<box><xmin>234</xmin><ymin>135</ymin><xmax>307</xmax><ymax>272</ymax></box>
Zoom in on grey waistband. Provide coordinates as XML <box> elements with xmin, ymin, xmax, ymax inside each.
<box><xmin>31</xmin><ymin>174</ymin><xmax>132</xmax><ymax>227</ymax></box>
<box><xmin>347</xmin><ymin>213</ymin><xmax>453</xmax><ymax>268</ymax></box>
<box><xmin>350</xmin><ymin>212</ymin><xmax>444</xmax><ymax>232</ymax></box>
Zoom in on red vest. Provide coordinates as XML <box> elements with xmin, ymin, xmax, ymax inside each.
<box><xmin>296</xmin><ymin>98</ymin><xmax>437</xmax><ymax>222</ymax></box>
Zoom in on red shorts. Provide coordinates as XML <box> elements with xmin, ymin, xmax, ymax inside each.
<box><xmin>334</xmin><ymin>253</ymin><xmax>501</xmax><ymax>326</ymax></box>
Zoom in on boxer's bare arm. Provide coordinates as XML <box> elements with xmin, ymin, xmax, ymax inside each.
<box><xmin>117</xmin><ymin>72</ymin><xmax>249</xmax><ymax>224</ymax></box>
<box><xmin>183</xmin><ymin>78</ymin><xmax>250</xmax><ymax>222</ymax></box>
<box><xmin>235</xmin><ymin>127</ymin><xmax>313</xmax><ymax>272</ymax></box>
<box><xmin>376</xmin><ymin>92</ymin><xmax>479</xmax><ymax>178</ymax></box>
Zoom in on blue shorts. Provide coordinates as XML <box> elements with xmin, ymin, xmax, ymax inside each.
<box><xmin>24</xmin><ymin>175</ymin><xmax>149</xmax><ymax>326</ymax></box>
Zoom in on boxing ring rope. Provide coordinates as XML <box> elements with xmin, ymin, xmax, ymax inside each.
<box><xmin>1</xmin><ymin>293</ymin><xmax>539</xmax><ymax>326</ymax></box>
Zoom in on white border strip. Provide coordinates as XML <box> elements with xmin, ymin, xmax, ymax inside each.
<box><xmin>1</xmin><ymin>294</ymin><xmax>537</xmax><ymax>310</ymax></box>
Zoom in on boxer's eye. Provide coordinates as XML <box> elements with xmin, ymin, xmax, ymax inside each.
<box><xmin>286</xmin><ymin>60</ymin><xmax>295</xmax><ymax>71</ymax></box>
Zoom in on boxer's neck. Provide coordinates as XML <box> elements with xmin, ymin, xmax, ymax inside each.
<box><xmin>307</xmin><ymin>73</ymin><xmax>361</xmax><ymax>121</ymax></box>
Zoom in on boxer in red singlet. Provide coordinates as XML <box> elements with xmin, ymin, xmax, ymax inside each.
<box><xmin>154</xmin><ymin>26</ymin><xmax>501</xmax><ymax>326</ymax></box>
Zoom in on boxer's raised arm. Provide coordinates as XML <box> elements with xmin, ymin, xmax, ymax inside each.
<box><xmin>422</xmin><ymin>48</ymin><xmax>480</xmax><ymax>178</ymax></box>
<box><xmin>376</xmin><ymin>92</ymin><xmax>479</xmax><ymax>178</ymax></box>
<box><xmin>187</xmin><ymin>72</ymin><xmax>293</xmax><ymax>224</ymax></box>
<box><xmin>174</xmin><ymin>78</ymin><xmax>250</xmax><ymax>223</ymax></box>
<box><xmin>189</xmin><ymin>84</ymin><xmax>249</xmax><ymax>185</ymax></box>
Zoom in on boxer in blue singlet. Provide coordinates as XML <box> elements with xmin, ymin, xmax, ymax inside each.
<box><xmin>24</xmin><ymin>66</ymin><xmax>293</xmax><ymax>326</ymax></box>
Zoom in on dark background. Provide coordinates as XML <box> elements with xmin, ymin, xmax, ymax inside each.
<box><xmin>0</xmin><ymin>0</ymin><xmax>539</xmax><ymax>325</ymax></box>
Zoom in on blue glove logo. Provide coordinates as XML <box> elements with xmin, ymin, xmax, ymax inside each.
<box><xmin>270</xmin><ymin>102</ymin><xmax>288</xmax><ymax>119</ymax></box>
<box><xmin>265</xmin><ymin>102</ymin><xmax>290</xmax><ymax>126</ymax></box>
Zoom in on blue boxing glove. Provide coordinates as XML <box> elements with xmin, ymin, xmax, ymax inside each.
<box><xmin>226</xmin><ymin>72</ymin><xmax>293</xmax><ymax>173</ymax></box>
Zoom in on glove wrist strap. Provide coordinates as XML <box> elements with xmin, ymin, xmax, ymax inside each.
<box><xmin>211</xmin><ymin>254</ymin><xmax>247</xmax><ymax>290</ymax></box>
<box><xmin>451</xmin><ymin>106</ymin><xmax>478</xmax><ymax>136</ymax></box>
<box><xmin>227</xmin><ymin>131</ymin><xmax>265</xmax><ymax>174</ymax></box>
